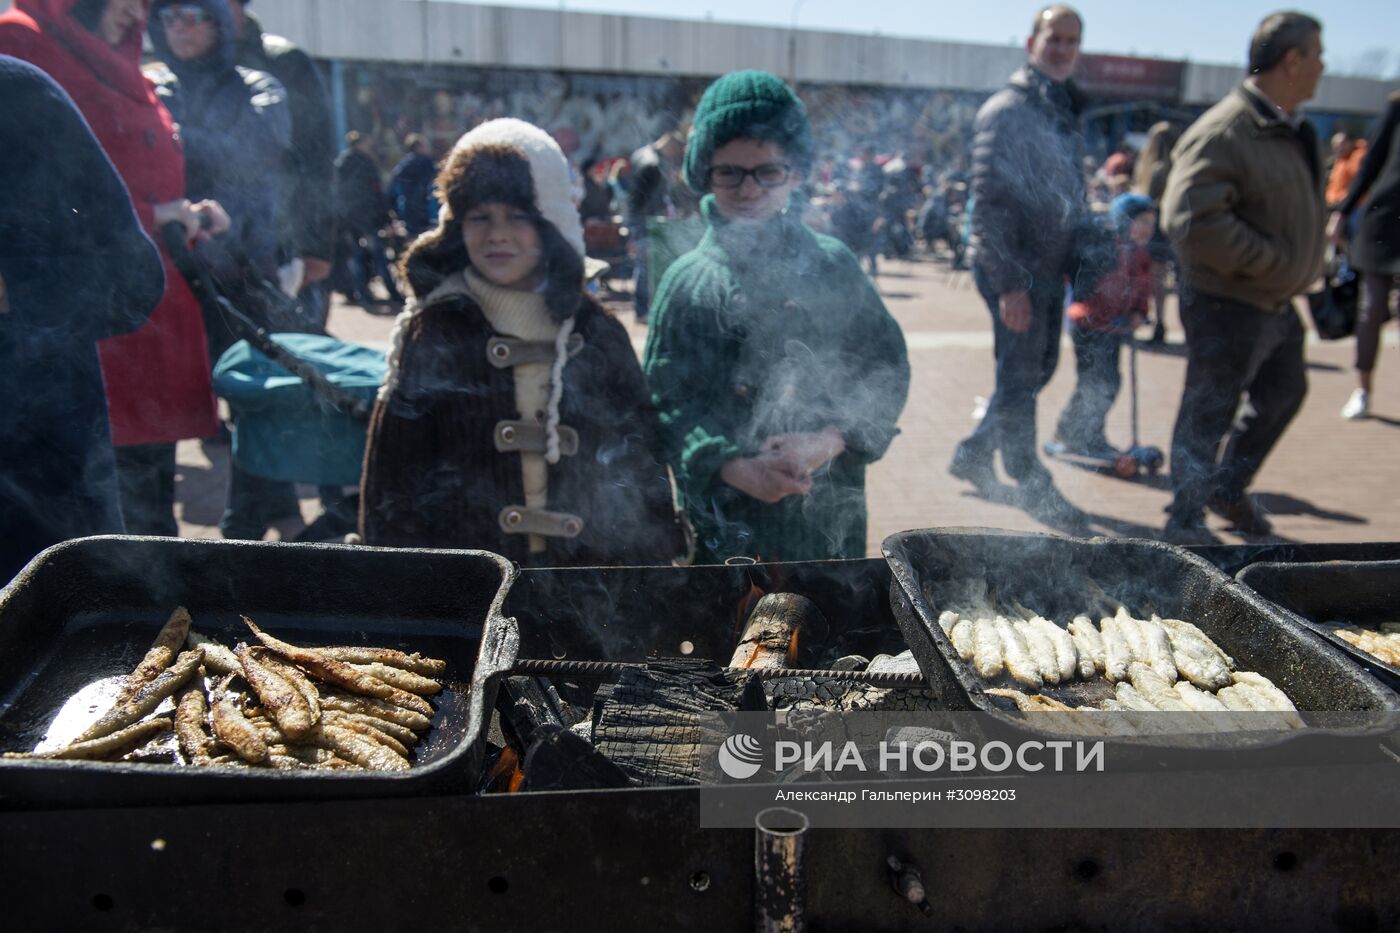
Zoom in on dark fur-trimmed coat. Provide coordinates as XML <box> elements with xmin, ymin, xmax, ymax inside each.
<box><xmin>360</xmin><ymin>285</ymin><xmax>685</xmax><ymax>566</ymax></box>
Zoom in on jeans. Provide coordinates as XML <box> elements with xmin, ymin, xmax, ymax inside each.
<box><xmin>1055</xmin><ymin>325</ymin><xmax>1123</xmax><ymax>450</ymax></box>
<box><xmin>1167</xmin><ymin>293</ymin><xmax>1307</xmax><ymax>521</ymax></box>
<box><xmin>114</xmin><ymin>443</ymin><xmax>178</xmax><ymax>536</ymax></box>
<box><xmin>956</xmin><ymin>272</ymin><xmax>1066</xmax><ymax>483</ymax></box>
<box><xmin>220</xmin><ymin>459</ymin><xmax>301</xmax><ymax>540</ymax></box>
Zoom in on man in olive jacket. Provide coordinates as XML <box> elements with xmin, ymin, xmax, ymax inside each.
<box><xmin>1160</xmin><ymin>11</ymin><xmax>1326</xmax><ymax>542</ymax></box>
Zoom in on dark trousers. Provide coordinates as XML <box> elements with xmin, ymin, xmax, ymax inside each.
<box><xmin>956</xmin><ymin>274</ymin><xmax>1066</xmax><ymax>483</ymax></box>
<box><xmin>113</xmin><ymin>443</ymin><xmax>178</xmax><ymax>537</ymax></box>
<box><xmin>1168</xmin><ymin>294</ymin><xmax>1307</xmax><ymax>520</ymax></box>
<box><xmin>1055</xmin><ymin>325</ymin><xmax>1123</xmax><ymax>450</ymax></box>
<box><xmin>1355</xmin><ymin>271</ymin><xmax>1397</xmax><ymax>372</ymax></box>
<box><xmin>220</xmin><ymin>459</ymin><xmax>302</xmax><ymax>540</ymax></box>
<box><xmin>631</xmin><ymin>230</ymin><xmax>651</xmax><ymax>319</ymax></box>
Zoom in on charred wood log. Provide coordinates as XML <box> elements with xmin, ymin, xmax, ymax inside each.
<box><xmin>592</xmin><ymin>660</ymin><xmax>756</xmax><ymax>786</ymax></box>
<box><xmin>497</xmin><ymin>676</ymin><xmax>581</xmax><ymax>753</ymax></box>
<box><xmin>730</xmin><ymin>594</ymin><xmax>826</xmax><ymax>670</ymax></box>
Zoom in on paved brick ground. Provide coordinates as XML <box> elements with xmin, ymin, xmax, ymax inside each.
<box><xmin>176</xmin><ymin>253</ymin><xmax>1400</xmax><ymax>554</ymax></box>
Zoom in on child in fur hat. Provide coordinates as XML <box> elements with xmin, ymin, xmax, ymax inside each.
<box><xmin>359</xmin><ymin>118</ymin><xmax>685</xmax><ymax>565</ymax></box>
<box><xmin>642</xmin><ymin>71</ymin><xmax>910</xmax><ymax>563</ymax></box>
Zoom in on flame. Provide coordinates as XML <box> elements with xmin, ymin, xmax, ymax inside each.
<box><xmin>786</xmin><ymin>627</ymin><xmax>799</xmax><ymax>666</ymax></box>
<box><xmin>484</xmin><ymin>746</ymin><xmax>526</xmax><ymax>794</ymax></box>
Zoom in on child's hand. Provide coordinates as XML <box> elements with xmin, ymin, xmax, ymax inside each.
<box><xmin>720</xmin><ymin>452</ymin><xmax>813</xmax><ymax>504</ymax></box>
<box><xmin>761</xmin><ymin>428</ymin><xmax>847</xmax><ymax>474</ymax></box>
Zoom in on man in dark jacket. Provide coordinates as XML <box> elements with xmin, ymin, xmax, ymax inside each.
<box><xmin>388</xmin><ymin>134</ymin><xmax>438</xmax><ymax>239</ymax></box>
<box><xmin>948</xmin><ymin>5</ymin><xmax>1106</xmax><ymax>530</ymax></box>
<box><xmin>1</xmin><ymin>55</ymin><xmax>165</xmax><ymax>581</ymax></box>
<box><xmin>335</xmin><ymin>130</ymin><xmax>404</xmax><ymax>306</ymax></box>
<box><xmin>1160</xmin><ymin>11</ymin><xmax>1326</xmax><ymax>542</ymax></box>
<box><xmin>625</xmin><ymin>129</ymin><xmax>684</xmax><ymax>323</ymax></box>
<box><xmin>229</xmin><ymin>0</ymin><xmax>336</xmax><ymax>326</ymax></box>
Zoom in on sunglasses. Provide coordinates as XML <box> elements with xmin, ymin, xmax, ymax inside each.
<box><xmin>708</xmin><ymin>163</ymin><xmax>792</xmax><ymax>190</ymax></box>
<box><xmin>158</xmin><ymin>5</ymin><xmax>212</xmax><ymax>28</ymax></box>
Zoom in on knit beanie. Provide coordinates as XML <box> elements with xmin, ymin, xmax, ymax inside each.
<box><xmin>683</xmin><ymin>70</ymin><xmax>814</xmax><ymax>194</ymax></box>
<box><xmin>1109</xmin><ymin>192</ymin><xmax>1155</xmax><ymax>232</ymax></box>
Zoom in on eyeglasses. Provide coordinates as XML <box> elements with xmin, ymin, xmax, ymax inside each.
<box><xmin>158</xmin><ymin>5</ymin><xmax>212</xmax><ymax>28</ymax></box>
<box><xmin>708</xmin><ymin>163</ymin><xmax>792</xmax><ymax>190</ymax></box>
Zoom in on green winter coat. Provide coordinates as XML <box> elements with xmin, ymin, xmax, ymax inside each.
<box><xmin>643</xmin><ymin>196</ymin><xmax>909</xmax><ymax>564</ymax></box>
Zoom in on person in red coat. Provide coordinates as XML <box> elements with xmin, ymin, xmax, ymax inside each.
<box><xmin>0</xmin><ymin>0</ymin><xmax>226</xmax><ymax>535</ymax></box>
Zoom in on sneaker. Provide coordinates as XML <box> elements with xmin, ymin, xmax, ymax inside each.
<box><xmin>948</xmin><ymin>444</ymin><xmax>997</xmax><ymax>493</ymax></box>
<box><xmin>1163</xmin><ymin>513</ymin><xmax>1221</xmax><ymax>546</ymax></box>
<box><xmin>1341</xmin><ymin>389</ymin><xmax>1370</xmax><ymax>420</ymax></box>
<box><xmin>1207</xmin><ymin>495</ymin><xmax>1273</xmax><ymax>537</ymax></box>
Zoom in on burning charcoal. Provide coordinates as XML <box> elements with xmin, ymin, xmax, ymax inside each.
<box><xmin>521</xmin><ymin>724</ymin><xmax>633</xmax><ymax>791</ymax></box>
<box><xmin>498</xmin><ymin>676</ymin><xmax>580</xmax><ymax>753</ymax></box>
<box><xmin>865</xmin><ymin>651</ymin><xmax>921</xmax><ymax>675</ymax></box>
<box><xmin>830</xmin><ymin>655</ymin><xmax>870</xmax><ymax>672</ymax></box>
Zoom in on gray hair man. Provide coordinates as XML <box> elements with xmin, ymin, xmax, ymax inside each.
<box><xmin>948</xmin><ymin>5</ymin><xmax>1109</xmax><ymax>531</ymax></box>
<box><xmin>1160</xmin><ymin>11</ymin><xmax>1326</xmax><ymax>542</ymax></box>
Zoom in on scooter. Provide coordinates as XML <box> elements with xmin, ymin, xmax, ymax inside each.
<box><xmin>1044</xmin><ymin>335</ymin><xmax>1164</xmax><ymax>479</ymax></box>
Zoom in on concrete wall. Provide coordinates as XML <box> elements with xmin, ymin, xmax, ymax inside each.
<box><xmin>2</xmin><ymin>0</ymin><xmax>1393</xmax><ymax>111</ymax></box>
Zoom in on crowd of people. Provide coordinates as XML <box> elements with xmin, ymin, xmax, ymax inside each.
<box><xmin>0</xmin><ymin>0</ymin><xmax>1392</xmax><ymax>581</ymax></box>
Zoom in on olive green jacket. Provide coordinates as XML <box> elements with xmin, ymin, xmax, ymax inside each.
<box><xmin>1161</xmin><ymin>83</ymin><xmax>1325</xmax><ymax>312</ymax></box>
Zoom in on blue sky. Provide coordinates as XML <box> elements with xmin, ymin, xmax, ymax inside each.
<box><xmin>455</xmin><ymin>0</ymin><xmax>1400</xmax><ymax>77</ymax></box>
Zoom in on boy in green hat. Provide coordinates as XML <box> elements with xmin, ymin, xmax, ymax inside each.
<box><xmin>643</xmin><ymin>70</ymin><xmax>910</xmax><ymax>564</ymax></box>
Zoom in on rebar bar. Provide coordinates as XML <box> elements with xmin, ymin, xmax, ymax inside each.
<box><xmin>510</xmin><ymin>657</ymin><xmax>927</xmax><ymax>688</ymax></box>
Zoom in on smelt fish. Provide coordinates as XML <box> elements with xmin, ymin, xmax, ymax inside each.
<box><xmin>78</xmin><ymin>648</ymin><xmax>204</xmax><ymax>742</ymax></box>
<box><xmin>937</xmin><ymin>610</ymin><xmax>959</xmax><ymax>636</ymax></box>
<box><xmin>307</xmin><ymin>646</ymin><xmax>447</xmax><ymax>678</ymax></box>
<box><xmin>322</xmin><ymin>710</ymin><xmax>413</xmax><ymax>758</ymax></box>
<box><xmin>210</xmin><ymin>676</ymin><xmax>269</xmax><ymax>764</ymax></box>
<box><xmin>1173</xmin><ymin>681</ymin><xmax>1230</xmax><ymax>712</ymax></box>
<box><xmin>1214</xmin><ymin>685</ymin><xmax>1261</xmax><ymax>712</ymax></box>
<box><xmin>1013</xmin><ymin>618</ymin><xmax>1060</xmax><ymax>685</ymax></box>
<box><xmin>1068</xmin><ymin>616</ymin><xmax>1104</xmax><ymax>679</ymax></box>
<box><xmin>244</xmin><ymin>619</ymin><xmax>434</xmax><ymax>717</ymax></box>
<box><xmin>1098</xmin><ymin>617</ymin><xmax>1132</xmax><ymax>683</ymax></box>
<box><xmin>337</xmin><ymin>712</ymin><xmax>418</xmax><ymax>748</ymax></box>
<box><xmin>1158</xmin><ymin>617</ymin><xmax>1235</xmax><ymax>668</ymax></box>
<box><xmin>1132</xmin><ymin>616</ymin><xmax>1178</xmax><ymax>683</ymax></box>
<box><xmin>186</xmin><ymin>631</ymin><xmax>241</xmax><ymax>676</ymax></box>
<box><xmin>318</xmin><ymin>691</ymin><xmax>432</xmax><ymax>732</ymax></box>
<box><xmin>985</xmin><ymin>687</ymin><xmax>1076</xmax><ymax>712</ymax></box>
<box><xmin>949</xmin><ymin>619</ymin><xmax>976</xmax><ymax>662</ymax></box>
<box><xmin>250</xmin><ymin>649</ymin><xmax>322</xmax><ymax>720</ymax></box>
<box><xmin>994</xmin><ymin>617</ymin><xmax>1043</xmax><ymax>688</ymax></box>
<box><xmin>1030</xmin><ymin>617</ymin><xmax>1078</xmax><ymax>683</ymax></box>
<box><xmin>1113</xmin><ymin>682</ymin><xmax>1163</xmax><ymax>712</ymax></box>
<box><xmin>1113</xmin><ymin>608</ymin><xmax>1149</xmax><ymax>664</ymax></box>
<box><xmin>116</xmin><ymin>607</ymin><xmax>193</xmax><ymax>705</ymax></box>
<box><xmin>970</xmin><ymin>617</ymin><xmax>1005</xmax><ymax>680</ymax></box>
<box><xmin>1230</xmin><ymin>672</ymin><xmax>1298</xmax><ymax>713</ymax></box>
<box><xmin>24</xmin><ymin>717</ymin><xmax>173</xmax><ymax>761</ymax></box>
<box><xmin>238</xmin><ymin>646</ymin><xmax>317</xmax><ymax>741</ymax></box>
<box><xmin>1127</xmin><ymin>662</ymin><xmax>1192</xmax><ymax>711</ymax></box>
<box><xmin>312</xmin><ymin>723</ymin><xmax>411</xmax><ymax>772</ymax></box>
<box><xmin>174</xmin><ymin>683</ymin><xmax>213</xmax><ymax>764</ymax></box>
<box><xmin>346</xmin><ymin>662</ymin><xmax>442</xmax><ymax>696</ymax></box>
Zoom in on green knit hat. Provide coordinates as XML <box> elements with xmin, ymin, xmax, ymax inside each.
<box><xmin>683</xmin><ymin>70</ymin><xmax>813</xmax><ymax>194</ymax></box>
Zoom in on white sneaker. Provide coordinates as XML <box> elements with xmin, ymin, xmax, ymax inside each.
<box><xmin>1341</xmin><ymin>389</ymin><xmax>1370</xmax><ymax>420</ymax></box>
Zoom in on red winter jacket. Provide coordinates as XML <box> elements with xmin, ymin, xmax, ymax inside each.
<box><xmin>0</xmin><ymin>0</ymin><xmax>217</xmax><ymax>445</ymax></box>
<box><xmin>1067</xmin><ymin>241</ymin><xmax>1152</xmax><ymax>333</ymax></box>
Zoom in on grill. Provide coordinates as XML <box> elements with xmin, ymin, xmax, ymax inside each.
<box><xmin>1</xmin><ymin>535</ymin><xmax>1399</xmax><ymax>931</ymax></box>
<box><xmin>1237</xmin><ymin>559</ymin><xmax>1400</xmax><ymax>693</ymax></box>
<box><xmin>0</xmin><ymin>536</ymin><xmax>516</xmax><ymax>807</ymax></box>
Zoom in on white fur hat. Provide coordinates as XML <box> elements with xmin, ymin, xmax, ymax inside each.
<box><xmin>446</xmin><ymin>118</ymin><xmax>585</xmax><ymax>259</ymax></box>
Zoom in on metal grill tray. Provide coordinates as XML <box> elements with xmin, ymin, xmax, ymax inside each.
<box><xmin>0</xmin><ymin>536</ymin><xmax>517</xmax><ymax>808</ymax></box>
<box><xmin>882</xmin><ymin>528</ymin><xmax>1399</xmax><ymax>754</ymax></box>
<box><xmin>1236</xmin><ymin>559</ymin><xmax>1400</xmax><ymax>693</ymax></box>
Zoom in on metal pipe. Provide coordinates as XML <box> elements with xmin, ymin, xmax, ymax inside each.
<box><xmin>754</xmin><ymin>806</ymin><xmax>808</xmax><ymax>933</ymax></box>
